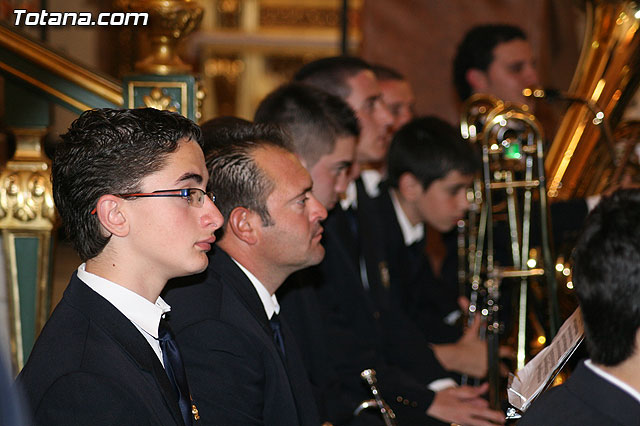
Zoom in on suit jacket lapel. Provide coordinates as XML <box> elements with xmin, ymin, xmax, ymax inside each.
<box><xmin>279</xmin><ymin>316</ymin><xmax>319</xmax><ymax>425</ymax></box>
<box><xmin>209</xmin><ymin>249</ymin><xmax>273</xmax><ymax>338</ymax></box>
<box><xmin>65</xmin><ymin>274</ymin><xmax>185</xmax><ymax>426</ymax></box>
<box><xmin>211</xmin><ymin>249</ymin><xmax>319</xmax><ymax>424</ymax></box>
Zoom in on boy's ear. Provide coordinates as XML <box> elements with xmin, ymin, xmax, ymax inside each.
<box><xmin>94</xmin><ymin>194</ymin><xmax>129</xmax><ymax>237</ymax></box>
<box><xmin>397</xmin><ymin>172</ymin><xmax>423</xmax><ymax>202</ymax></box>
<box><xmin>226</xmin><ymin>207</ymin><xmax>259</xmax><ymax>245</ymax></box>
<box><xmin>466</xmin><ymin>68</ymin><xmax>489</xmax><ymax>92</ymax></box>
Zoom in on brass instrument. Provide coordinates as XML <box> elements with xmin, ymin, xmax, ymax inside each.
<box><xmin>611</xmin><ymin>120</ymin><xmax>640</xmax><ymax>184</ymax></box>
<box><xmin>545</xmin><ymin>0</ymin><xmax>640</xmax><ymax>199</ymax></box>
<box><xmin>459</xmin><ymin>95</ymin><xmax>559</xmax><ymax>408</ymax></box>
<box><xmin>353</xmin><ymin>369</ymin><xmax>398</xmax><ymax>426</ymax></box>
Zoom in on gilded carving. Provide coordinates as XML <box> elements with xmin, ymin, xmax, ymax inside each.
<box><xmin>143</xmin><ymin>87</ymin><xmax>178</xmax><ymax>112</ymax></box>
<box><xmin>0</xmin><ymin>128</ymin><xmax>55</xmax><ymax>231</ymax></box>
<box><xmin>259</xmin><ymin>7</ymin><xmax>340</xmax><ymax>28</ymax></box>
<box><xmin>0</xmin><ymin>170</ymin><xmax>55</xmax><ymax>229</ymax></box>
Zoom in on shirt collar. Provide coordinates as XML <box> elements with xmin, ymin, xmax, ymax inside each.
<box><xmin>231</xmin><ymin>258</ymin><xmax>280</xmax><ymax>319</ymax></box>
<box><xmin>340</xmin><ymin>169</ymin><xmax>384</xmax><ymax>211</ymax></box>
<box><xmin>584</xmin><ymin>359</ymin><xmax>640</xmax><ymax>404</ymax></box>
<box><xmin>340</xmin><ymin>180</ymin><xmax>358</xmax><ymax>210</ymax></box>
<box><xmin>389</xmin><ymin>189</ymin><xmax>424</xmax><ymax>246</ymax></box>
<box><xmin>77</xmin><ymin>263</ymin><xmax>170</xmax><ymax>338</ymax></box>
<box><xmin>360</xmin><ymin>169</ymin><xmax>383</xmax><ymax>198</ymax></box>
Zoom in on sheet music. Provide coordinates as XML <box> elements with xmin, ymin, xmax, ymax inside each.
<box><xmin>507</xmin><ymin>307</ymin><xmax>584</xmax><ymax>412</ymax></box>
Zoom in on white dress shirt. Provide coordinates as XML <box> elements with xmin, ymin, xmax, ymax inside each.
<box><xmin>77</xmin><ymin>263</ymin><xmax>170</xmax><ymax>366</ymax></box>
<box><xmin>389</xmin><ymin>189</ymin><xmax>425</xmax><ymax>246</ymax></box>
<box><xmin>231</xmin><ymin>258</ymin><xmax>280</xmax><ymax>320</ymax></box>
<box><xmin>340</xmin><ymin>169</ymin><xmax>384</xmax><ymax>210</ymax></box>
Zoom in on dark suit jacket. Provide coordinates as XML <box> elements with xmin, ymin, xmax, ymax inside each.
<box><xmin>279</xmin><ymin>267</ymin><xmax>383</xmax><ymax>426</ymax></box>
<box><xmin>518</xmin><ymin>360</ymin><xmax>640</xmax><ymax>425</ymax></box>
<box><xmin>311</xmin><ymin>181</ymin><xmax>451</xmax><ymax>425</ymax></box>
<box><xmin>376</xmin><ymin>187</ymin><xmax>462</xmax><ymax>344</ymax></box>
<box><xmin>17</xmin><ymin>274</ymin><xmax>186</xmax><ymax>426</ymax></box>
<box><xmin>164</xmin><ymin>247</ymin><xmax>320</xmax><ymax>426</ymax></box>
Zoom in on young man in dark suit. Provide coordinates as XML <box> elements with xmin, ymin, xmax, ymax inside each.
<box><xmin>17</xmin><ymin>108</ymin><xmax>223</xmax><ymax>426</ymax></box>
<box><xmin>164</xmin><ymin>125</ymin><xmax>326</xmax><ymax>425</ymax></box>
<box><xmin>380</xmin><ymin>116</ymin><xmax>476</xmax><ymax>346</ymax></box>
<box><xmin>255</xmin><ymin>82</ymin><xmax>364</xmax><ymax>424</ymax></box>
<box><xmin>520</xmin><ymin>189</ymin><xmax>640</xmax><ymax>425</ymax></box>
<box><xmin>293</xmin><ymin>57</ymin><xmax>505</xmax><ymax>425</ymax></box>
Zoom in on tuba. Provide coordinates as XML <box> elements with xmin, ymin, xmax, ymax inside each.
<box><xmin>545</xmin><ymin>0</ymin><xmax>640</xmax><ymax>199</ymax></box>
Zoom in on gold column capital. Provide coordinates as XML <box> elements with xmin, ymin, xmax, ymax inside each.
<box><xmin>120</xmin><ymin>0</ymin><xmax>204</xmax><ymax>75</ymax></box>
<box><xmin>0</xmin><ymin>128</ymin><xmax>55</xmax><ymax>231</ymax></box>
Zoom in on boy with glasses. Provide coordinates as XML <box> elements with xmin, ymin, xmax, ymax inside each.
<box><xmin>18</xmin><ymin>108</ymin><xmax>222</xmax><ymax>426</ymax></box>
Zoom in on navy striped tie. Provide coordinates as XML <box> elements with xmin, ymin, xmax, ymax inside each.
<box><xmin>159</xmin><ymin>319</ymin><xmax>193</xmax><ymax>426</ymax></box>
<box><xmin>269</xmin><ymin>314</ymin><xmax>286</xmax><ymax>359</ymax></box>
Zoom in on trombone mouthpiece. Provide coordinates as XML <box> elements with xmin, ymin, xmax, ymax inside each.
<box><xmin>360</xmin><ymin>369</ymin><xmax>375</xmax><ymax>380</ymax></box>
<box><xmin>522</xmin><ymin>87</ymin><xmax>547</xmax><ymax>98</ymax></box>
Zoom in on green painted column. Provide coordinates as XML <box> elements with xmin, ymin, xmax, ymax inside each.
<box><xmin>123</xmin><ymin>73</ymin><xmax>202</xmax><ymax>121</ymax></box>
<box><xmin>1</xmin><ymin>81</ymin><xmax>55</xmax><ymax>373</ymax></box>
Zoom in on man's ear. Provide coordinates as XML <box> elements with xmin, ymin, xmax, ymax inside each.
<box><xmin>397</xmin><ymin>172</ymin><xmax>423</xmax><ymax>202</ymax></box>
<box><xmin>226</xmin><ymin>207</ymin><xmax>259</xmax><ymax>245</ymax></box>
<box><xmin>296</xmin><ymin>153</ymin><xmax>309</xmax><ymax>170</ymax></box>
<box><xmin>466</xmin><ymin>68</ymin><xmax>489</xmax><ymax>92</ymax></box>
<box><xmin>94</xmin><ymin>194</ymin><xmax>129</xmax><ymax>237</ymax></box>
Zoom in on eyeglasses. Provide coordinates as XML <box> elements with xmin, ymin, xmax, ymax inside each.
<box><xmin>91</xmin><ymin>188</ymin><xmax>215</xmax><ymax>215</ymax></box>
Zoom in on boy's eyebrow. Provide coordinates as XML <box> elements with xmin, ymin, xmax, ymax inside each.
<box><xmin>176</xmin><ymin>172</ymin><xmax>203</xmax><ymax>185</ymax></box>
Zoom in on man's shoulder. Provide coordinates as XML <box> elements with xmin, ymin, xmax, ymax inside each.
<box><xmin>519</xmin><ymin>361</ymin><xmax>640</xmax><ymax>426</ymax></box>
<box><xmin>18</xmin><ymin>293</ymin><xmax>171</xmax><ymax>424</ymax></box>
<box><xmin>165</xmin><ymin>254</ymin><xmax>272</xmax><ymax>351</ymax></box>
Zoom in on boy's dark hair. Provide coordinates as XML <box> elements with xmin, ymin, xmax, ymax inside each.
<box><xmin>53</xmin><ymin>108</ymin><xmax>202</xmax><ymax>261</ymax></box>
<box><xmin>200</xmin><ymin>116</ymin><xmax>253</xmax><ymax>155</ymax></box>
<box><xmin>453</xmin><ymin>24</ymin><xmax>528</xmax><ymax>101</ymax></box>
<box><xmin>206</xmin><ymin>123</ymin><xmax>293</xmax><ymax>227</ymax></box>
<box><xmin>371</xmin><ymin>64</ymin><xmax>405</xmax><ymax>82</ymax></box>
<box><xmin>254</xmin><ymin>82</ymin><xmax>359</xmax><ymax>167</ymax></box>
<box><xmin>572</xmin><ymin>189</ymin><xmax>640</xmax><ymax>365</ymax></box>
<box><xmin>387</xmin><ymin>116</ymin><xmax>478</xmax><ymax>190</ymax></box>
<box><xmin>293</xmin><ymin>56</ymin><xmax>372</xmax><ymax>100</ymax></box>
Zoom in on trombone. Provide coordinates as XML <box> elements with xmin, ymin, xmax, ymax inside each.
<box><xmin>459</xmin><ymin>95</ymin><xmax>559</xmax><ymax>408</ymax></box>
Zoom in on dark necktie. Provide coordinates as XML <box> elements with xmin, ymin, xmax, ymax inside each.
<box><xmin>269</xmin><ymin>313</ymin><xmax>286</xmax><ymax>359</ymax></box>
<box><xmin>345</xmin><ymin>206</ymin><xmax>359</xmax><ymax>239</ymax></box>
<box><xmin>158</xmin><ymin>319</ymin><xmax>193</xmax><ymax>426</ymax></box>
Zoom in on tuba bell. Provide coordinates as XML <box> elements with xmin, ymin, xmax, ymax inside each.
<box><xmin>545</xmin><ymin>0</ymin><xmax>640</xmax><ymax>199</ymax></box>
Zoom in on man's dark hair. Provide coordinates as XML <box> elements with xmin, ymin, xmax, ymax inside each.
<box><xmin>254</xmin><ymin>82</ymin><xmax>360</xmax><ymax>167</ymax></box>
<box><xmin>206</xmin><ymin>123</ymin><xmax>293</xmax><ymax>227</ymax></box>
<box><xmin>293</xmin><ymin>56</ymin><xmax>372</xmax><ymax>100</ymax></box>
<box><xmin>371</xmin><ymin>64</ymin><xmax>405</xmax><ymax>82</ymax></box>
<box><xmin>200</xmin><ymin>116</ymin><xmax>253</xmax><ymax>155</ymax></box>
<box><xmin>453</xmin><ymin>24</ymin><xmax>528</xmax><ymax>101</ymax></box>
<box><xmin>571</xmin><ymin>189</ymin><xmax>640</xmax><ymax>365</ymax></box>
<box><xmin>387</xmin><ymin>116</ymin><xmax>478</xmax><ymax>190</ymax></box>
<box><xmin>53</xmin><ymin>108</ymin><xmax>202</xmax><ymax>261</ymax></box>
